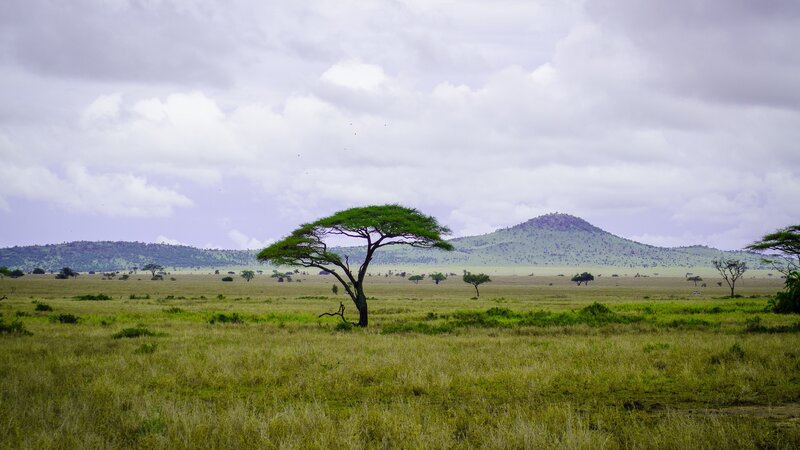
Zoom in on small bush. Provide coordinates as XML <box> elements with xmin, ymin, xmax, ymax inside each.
<box><xmin>53</xmin><ymin>314</ymin><xmax>79</xmax><ymax>324</ymax></box>
<box><xmin>74</xmin><ymin>293</ymin><xmax>112</xmax><ymax>301</ymax></box>
<box><xmin>209</xmin><ymin>312</ymin><xmax>244</xmax><ymax>324</ymax></box>
<box><xmin>335</xmin><ymin>321</ymin><xmax>354</xmax><ymax>331</ymax></box>
<box><xmin>113</xmin><ymin>327</ymin><xmax>163</xmax><ymax>339</ymax></box>
<box><xmin>163</xmin><ymin>307</ymin><xmax>184</xmax><ymax>314</ymax></box>
<box><xmin>221</xmin><ymin>276</ymin><xmax>234</xmax><ymax>282</ymax></box>
<box><xmin>129</xmin><ymin>294</ymin><xmax>150</xmax><ymax>300</ymax></box>
<box><xmin>710</xmin><ymin>343</ymin><xmax>746</xmax><ymax>364</ymax></box>
<box><xmin>580</xmin><ymin>302</ymin><xmax>612</xmax><ymax>316</ymax></box>
<box><xmin>35</xmin><ymin>303</ymin><xmax>53</xmax><ymax>312</ymax></box>
<box><xmin>0</xmin><ymin>318</ymin><xmax>32</xmax><ymax>336</ymax></box>
<box><xmin>134</xmin><ymin>343</ymin><xmax>158</xmax><ymax>354</ymax></box>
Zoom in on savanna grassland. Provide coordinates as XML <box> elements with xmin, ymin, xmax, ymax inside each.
<box><xmin>1</xmin><ymin>272</ymin><xmax>799</xmax><ymax>449</ymax></box>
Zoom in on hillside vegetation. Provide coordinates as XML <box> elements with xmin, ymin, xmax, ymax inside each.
<box><xmin>1</xmin><ymin>214</ymin><xmax>766</xmax><ymax>271</ymax></box>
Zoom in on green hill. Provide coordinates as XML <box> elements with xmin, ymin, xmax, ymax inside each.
<box><xmin>0</xmin><ymin>241</ymin><xmax>255</xmax><ymax>272</ymax></box>
<box><xmin>0</xmin><ymin>214</ymin><xmax>767</xmax><ymax>271</ymax></box>
<box><xmin>337</xmin><ymin>213</ymin><xmax>767</xmax><ymax>268</ymax></box>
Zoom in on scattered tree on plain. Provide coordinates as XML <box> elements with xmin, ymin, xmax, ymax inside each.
<box><xmin>746</xmin><ymin>225</ymin><xmax>800</xmax><ymax>275</ymax></box>
<box><xmin>55</xmin><ymin>267</ymin><xmax>78</xmax><ymax>279</ymax></box>
<box><xmin>240</xmin><ymin>270</ymin><xmax>255</xmax><ymax>282</ymax></box>
<box><xmin>8</xmin><ymin>269</ymin><xmax>24</xmax><ymax>278</ymax></box>
<box><xmin>571</xmin><ymin>272</ymin><xmax>594</xmax><ymax>286</ymax></box>
<box><xmin>331</xmin><ymin>284</ymin><xmax>339</xmax><ymax>295</ymax></box>
<box><xmin>0</xmin><ymin>267</ymin><xmax>10</xmax><ymax>278</ymax></box>
<box><xmin>257</xmin><ymin>205</ymin><xmax>452</xmax><ymax>327</ymax></box>
<box><xmin>430</xmin><ymin>272</ymin><xmax>447</xmax><ymax>285</ymax></box>
<box><xmin>687</xmin><ymin>276</ymin><xmax>703</xmax><ymax>287</ymax></box>
<box><xmin>142</xmin><ymin>264</ymin><xmax>164</xmax><ymax>278</ymax></box>
<box><xmin>713</xmin><ymin>259</ymin><xmax>747</xmax><ymax>298</ymax></box>
<box><xmin>463</xmin><ymin>271</ymin><xmax>491</xmax><ymax>297</ymax></box>
<box><xmin>408</xmin><ymin>274</ymin><xmax>424</xmax><ymax>284</ymax></box>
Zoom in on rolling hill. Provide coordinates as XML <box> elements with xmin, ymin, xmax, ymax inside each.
<box><xmin>0</xmin><ymin>214</ymin><xmax>767</xmax><ymax>271</ymax></box>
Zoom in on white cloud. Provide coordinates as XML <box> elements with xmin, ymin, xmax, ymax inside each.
<box><xmin>0</xmin><ymin>163</ymin><xmax>192</xmax><ymax>217</ymax></box>
<box><xmin>321</xmin><ymin>60</ymin><xmax>388</xmax><ymax>92</ymax></box>
<box><xmin>156</xmin><ymin>235</ymin><xmax>184</xmax><ymax>246</ymax></box>
<box><xmin>227</xmin><ymin>229</ymin><xmax>273</xmax><ymax>250</ymax></box>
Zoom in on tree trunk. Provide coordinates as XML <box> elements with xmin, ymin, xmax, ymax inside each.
<box><xmin>355</xmin><ymin>291</ymin><xmax>368</xmax><ymax>327</ymax></box>
<box><xmin>730</xmin><ymin>284</ymin><xmax>735</xmax><ymax>298</ymax></box>
<box><xmin>474</xmin><ymin>284</ymin><xmax>480</xmax><ymax>297</ymax></box>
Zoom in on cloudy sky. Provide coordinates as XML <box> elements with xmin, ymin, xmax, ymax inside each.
<box><xmin>1</xmin><ymin>0</ymin><xmax>798</xmax><ymax>250</ymax></box>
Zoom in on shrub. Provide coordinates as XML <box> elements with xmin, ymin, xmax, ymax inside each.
<box><xmin>35</xmin><ymin>303</ymin><xmax>53</xmax><ymax>312</ymax></box>
<box><xmin>129</xmin><ymin>294</ymin><xmax>150</xmax><ymax>300</ymax></box>
<box><xmin>53</xmin><ymin>314</ymin><xmax>79</xmax><ymax>324</ymax></box>
<box><xmin>9</xmin><ymin>269</ymin><xmax>24</xmax><ymax>278</ymax></box>
<box><xmin>769</xmin><ymin>271</ymin><xmax>800</xmax><ymax>314</ymax></box>
<box><xmin>335</xmin><ymin>321</ymin><xmax>354</xmax><ymax>331</ymax></box>
<box><xmin>163</xmin><ymin>307</ymin><xmax>184</xmax><ymax>314</ymax></box>
<box><xmin>209</xmin><ymin>312</ymin><xmax>244</xmax><ymax>324</ymax></box>
<box><xmin>112</xmin><ymin>327</ymin><xmax>163</xmax><ymax>339</ymax></box>
<box><xmin>74</xmin><ymin>293</ymin><xmax>112</xmax><ymax>301</ymax></box>
<box><xmin>32</xmin><ymin>268</ymin><xmax>45</xmax><ymax>274</ymax></box>
<box><xmin>221</xmin><ymin>276</ymin><xmax>234</xmax><ymax>282</ymax></box>
<box><xmin>0</xmin><ymin>318</ymin><xmax>32</xmax><ymax>336</ymax></box>
<box><xmin>134</xmin><ymin>343</ymin><xmax>158</xmax><ymax>354</ymax></box>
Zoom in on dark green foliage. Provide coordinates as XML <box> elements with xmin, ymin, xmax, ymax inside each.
<box><xmin>0</xmin><ymin>318</ymin><xmax>32</xmax><ymax>336</ymax></box>
<box><xmin>209</xmin><ymin>313</ymin><xmax>244</xmax><ymax>324</ymax></box>
<box><xmin>463</xmin><ymin>272</ymin><xmax>491</xmax><ymax>297</ymax></box>
<box><xmin>383</xmin><ymin>304</ymin><xmax>640</xmax><ymax>334</ymax></box>
<box><xmin>768</xmin><ymin>271</ymin><xmax>800</xmax><ymax>314</ymax></box>
<box><xmin>221</xmin><ymin>276</ymin><xmax>233</xmax><ymax>282</ymax></box>
<box><xmin>430</xmin><ymin>272</ymin><xmax>447</xmax><ymax>284</ymax></box>
<box><xmin>73</xmin><ymin>293</ymin><xmax>111</xmax><ymax>301</ymax></box>
<box><xmin>129</xmin><ymin>294</ymin><xmax>150</xmax><ymax>299</ymax></box>
<box><xmin>32</xmin><ymin>267</ymin><xmax>45</xmax><ymax>274</ymax></box>
<box><xmin>55</xmin><ymin>267</ymin><xmax>78</xmax><ymax>279</ymax></box>
<box><xmin>257</xmin><ymin>204</ymin><xmax>452</xmax><ymax>327</ymax></box>
<box><xmin>9</xmin><ymin>269</ymin><xmax>24</xmax><ymax>278</ymax></box>
<box><xmin>34</xmin><ymin>303</ymin><xmax>53</xmax><ymax>312</ymax></box>
<box><xmin>571</xmin><ymin>272</ymin><xmax>594</xmax><ymax>285</ymax></box>
<box><xmin>0</xmin><ymin>266</ymin><xmax>9</xmax><ymax>277</ymax></box>
<box><xmin>53</xmin><ymin>314</ymin><xmax>79</xmax><ymax>324</ymax></box>
<box><xmin>334</xmin><ymin>321</ymin><xmax>354</xmax><ymax>332</ymax></box>
<box><xmin>163</xmin><ymin>307</ymin><xmax>184</xmax><ymax>314</ymax></box>
<box><xmin>746</xmin><ymin>224</ymin><xmax>800</xmax><ymax>274</ymax></box>
<box><xmin>240</xmin><ymin>270</ymin><xmax>255</xmax><ymax>282</ymax></box>
<box><xmin>112</xmin><ymin>327</ymin><xmax>163</xmax><ymax>338</ymax></box>
<box><xmin>408</xmin><ymin>275</ymin><xmax>424</xmax><ymax>284</ymax></box>
<box><xmin>744</xmin><ymin>316</ymin><xmax>800</xmax><ymax>333</ymax></box>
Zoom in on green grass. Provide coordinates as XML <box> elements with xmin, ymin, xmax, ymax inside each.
<box><xmin>0</xmin><ymin>273</ymin><xmax>798</xmax><ymax>448</ymax></box>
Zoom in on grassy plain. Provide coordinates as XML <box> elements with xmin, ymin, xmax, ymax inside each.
<box><xmin>1</xmin><ymin>271</ymin><xmax>799</xmax><ymax>449</ymax></box>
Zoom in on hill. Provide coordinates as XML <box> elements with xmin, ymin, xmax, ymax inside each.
<box><xmin>336</xmin><ymin>213</ymin><xmax>767</xmax><ymax>268</ymax></box>
<box><xmin>0</xmin><ymin>241</ymin><xmax>255</xmax><ymax>272</ymax></box>
<box><xmin>0</xmin><ymin>214</ymin><xmax>767</xmax><ymax>271</ymax></box>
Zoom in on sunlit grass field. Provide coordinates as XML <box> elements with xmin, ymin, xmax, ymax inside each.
<box><xmin>1</xmin><ymin>272</ymin><xmax>798</xmax><ymax>448</ymax></box>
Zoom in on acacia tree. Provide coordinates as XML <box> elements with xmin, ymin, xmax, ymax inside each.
<box><xmin>713</xmin><ymin>259</ymin><xmax>747</xmax><ymax>298</ymax></box>
<box><xmin>240</xmin><ymin>270</ymin><xmax>255</xmax><ymax>282</ymax></box>
<box><xmin>571</xmin><ymin>272</ymin><xmax>594</xmax><ymax>286</ymax></box>
<box><xmin>463</xmin><ymin>271</ymin><xmax>491</xmax><ymax>297</ymax></box>
<box><xmin>430</xmin><ymin>272</ymin><xmax>447</xmax><ymax>285</ymax></box>
<box><xmin>142</xmin><ymin>263</ymin><xmax>163</xmax><ymax>278</ymax></box>
<box><xmin>746</xmin><ymin>225</ymin><xmax>800</xmax><ymax>275</ymax></box>
<box><xmin>687</xmin><ymin>276</ymin><xmax>703</xmax><ymax>287</ymax></box>
<box><xmin>257</xmin><ymin>205</ymin><xmax>453</xmax><ymax>327</ymax></box>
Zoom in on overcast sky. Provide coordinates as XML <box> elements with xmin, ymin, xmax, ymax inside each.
<box><xmin>1</xmin><ymin>0</ymin><xmax>798</xmax><ymax>251</ymax></box>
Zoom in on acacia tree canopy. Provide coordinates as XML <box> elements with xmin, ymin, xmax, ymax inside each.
<box><xmin>257</xmin><ymin>205</ymin><xmax>453</xmax><ymax>327</ymax></box>
<box><xmin>746</xmin><ymin>225</ymin><xmax>800</xmax><ymax>275</ymax></box>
